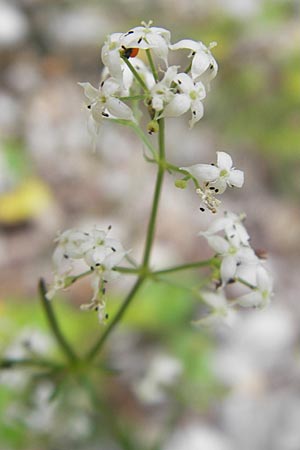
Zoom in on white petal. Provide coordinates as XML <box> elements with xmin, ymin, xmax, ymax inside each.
<box><xmin>228</xmin><ymin>169</ymin><xmax>244</xmax><ymax>188</ymax></box>
<box><xmin>106</xmin><ymin>98</ymin><xmax>134</xmax><ymax>120</ymax></box>
<box><xmin>78</xmin><ymin>82</ymin><xmax>99</xmax><ymax>102</ymax></box>
<box><xmin>217</xmin><ymin>151</ymin><xmax>233</xmax><ymax>170</ymax></box>
<box><xmin>163</xmin><ymin>94</ymin><xmax>191</xmax><ymax>117</ymax></box>
<box><xmin>221</xmin><ymin>255</ymin><xmax>237</xmax><ymax>283</ymax></box>
<box><xmin>191</xmin><ymin>52</ymin><xmax>210</xmax><ymax>78</ymax></box>
<box><xmin>189</xmin><ymin>99</ymin><xmax>204</xmax><ymax>128</ymax></box>
<box><xmin>256</xmin><ymin>266</ymin><xmax>273</xmax><ymax>292</ymax></box>
<box><xmin>206</xmin><ymin>235</ymin><xmax>230</xmax><ymax>254</ymax></box>
<box><xmin>202</xmin><ymin>291</ymin><xmax>227</xmax><ymax>309</ymax></box>
<box><xmin>182</xmin><ymin>163</ymin><xmax>219</xmax><ymax>182</ymax></box>
<box><xmin>175</xmin><ymin>73</ymin><xmax>195</xmax><ymax>92</ymax></box>
<box><xmin>91</xmin><ymin>102</ymin><xmax>105</xmax><ymax>123</ymax></box>
<box><xmin>170</xmin><ymin>39</ymin><xmax>201</xmax><ymax>52</ymax></box>
<box><xmin>237</xmin><ymin>291</ymin><xmax>262</xmax><ymax>308</ymax></box>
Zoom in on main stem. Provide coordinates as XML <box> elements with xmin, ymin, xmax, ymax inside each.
<box><xmin>142</xmin><ymin>118</ymin><xmax>165</xmax><ymax>267</ymax></box>
<box><xmin>86</xmin><ymin>119</ymin><xmax>166</xmax><ymax>361</ymax></box>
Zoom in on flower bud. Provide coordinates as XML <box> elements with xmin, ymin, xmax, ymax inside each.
<box><xmin>147</xmin><ymin>120</ymin><xmax>159</xmax><ymax>134</ymax></box>
<box><xmin>175</xmin><ymin>179</ymin><xmax>187</xmax><ymax>189</ymax></box>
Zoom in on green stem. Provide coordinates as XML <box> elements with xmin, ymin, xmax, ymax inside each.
<box><xmin>85</xmin><ymin>119</ymin><xmax>166</xmax><ymax>361</ymax></box>
<box><xmin>39</xmin><ymin>279</ymin><xmax>78</xmax><ymax>363</ymax></box>
<box><xmin>0</xmin><ymin>358</ymin><xmax>63</xmax><ymax>370</ymax></box>
<box><xmin>142</xmin><ymin>118</ymin><xmax>165</xmax><ymax>267</ymax></box>
<box><xmin>153</xmin><ymin>259</ymin><xmax>214</xmax><ymax>276</ymax></box>
<box><xmin>121</xmin><ymin>56</ymin><xmax>149</xmax><ymax>93</ymax></box>
<box><xmin>146</xmin><ymin>49</ymin><xmax>159</xmax><ymax>82</ymax></box>
<box><xmin>85</xmin><ymin>277</ymin><xmax>144</xmax><ymax>361</ymax></box>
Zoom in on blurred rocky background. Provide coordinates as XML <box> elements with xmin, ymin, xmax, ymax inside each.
<box><xmin>0</xmin><ymin>1</ymin><xmax>300</xmax><ymax>449</ymax></box>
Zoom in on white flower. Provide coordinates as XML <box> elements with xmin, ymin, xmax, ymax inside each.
<box><xmin>202</xmin><ymin>233</ymin><xmax>258</xmax><ymax>284</ymax></box>
<box><xmin>170</xmin><ymin>39</ymin><xmax>218</xmax><ymax>85</ymax></box>
<box><xmin>79</xmin><ymin>79</ymin><xmax>135</xmax><ymax>130</ymax></box>
<box><xmin>193</xmin><ymin>291</ymin><xmax>236</xmax><ymax>327</ymax></box>
<box><xmin>182</xmin><ymin>151</ymin><xmax>244</xmax><ymax>194</ymax></box>
<box><xmin>203</xmin><ymin>211</ymin><xmax>250</xmax><ymax>247</ymax></box>
<box><xmin>237</xmin><ymin>265</ymin><xmax>273</xmax><ymax>308</ymax></box>
<box><xmin>121</xmin><ymin>21</ymin><xmax>171</xmax><ymax>65</ymax></box>
<box><xmin>162</xmin><ymin>73</ymin><xmax>206</xmax><ymax>127</ymax></box>
<box><xmin>101</xmin><ymin>32</ymin><xmax>124</xmax><ymax>85</ymax></box>
<box><xmin>150</xmin><ymin>65</ymin><xmax>179</xmax><ymax>113</ymax></box>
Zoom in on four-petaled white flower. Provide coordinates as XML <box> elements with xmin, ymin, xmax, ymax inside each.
<box><xmin>193</xmin><ymin>291</ymin><xmax>236</xmax><ymax>327</ymax></box>
<box><xmin>203</xmin><ymin>233</ymin><xmax>258</xmax><ymax>285</ymax></box>
<box><xmin>79</xmin><ymin>79</ymin><xmax>135</xmax><ymax>131</ymax></box>
<box><xmin>101</xmin><ymin>32</ymin><xmax>125</xmax><ymax>86</ymax></box>
<box><xmin>150</xmin><ymin>66</ymin><xmax>179</xmax><ymax>113</ymax></box>
<box><xmin>203</xmin><ymin>211</ymin><xmax>250</xmax><ymax>247</ymax></box>
<box><xmin>170</xmin><ymin>39</ymin><xmax>218</xmax><ymax>86</ymax></box>
<box><xmin>162</xmin><ymin>73</ymin><xmax>206</xmax><ymax>128</ymax></box>
<box><xmin>121</xmin><ymin>21</ymin><xmax>171</xmax><ymax>65</ymax></box>
<box><xmin>182</xmin><ymin>151</ymin><xmax>244</xmax><ymax>194</ymax></box>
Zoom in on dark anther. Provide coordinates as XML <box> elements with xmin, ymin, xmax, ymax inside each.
<box><xmin>209</xmin><ymin>186</ymin><xmax>215</xmax><ymax>191</ymax></box>
<box><xmin>215</xmin><ymin>189</ymin><xmax>219</xmax><ymax>193</ymax></box>
<box><xmin>102</xmin><ymin>112</ymin><xmax>109</xmax><ymax>118</ymax></box>
<box><xmin>210</xmin><ymin>163</ymin><xmax>215</xmax><ymax>166</ymax></box>
<box><xmin>124</xmin><ymin>30</ymin><xmax>134</xmax><ymax>36</ymax></box>
<box><xmin>63</xmin><ymin>254</ymin><xmax>69</xmax><ymax>259</ymax></box>
<box><xmin>230</xmin><ymin>234</ymin><xmax>235</xmax><ymax>239</ymax></box>
<box><xmin>137</xmin><ymin>37</ymin><xmax>142</xmax><ymax>44</ymax></box>
<box><xmin>102</xmin><ymin>288</ymin><xmax>106</xmax><ymax>295</ymax></box>
<box><xmin>95</xmin><ymin>306</ymin><xmax>99</xmax><ymax>311</ymax></box>
<box><xmin>191</xmin><ymin>51</ymin><xmax>196</xmax><ymax>56</ymax></box>
<box><xmin>178</xmin><ymin>79</ymin><xmax>182</xmax><ymax>84</ymax></box>
<box><xmin>87</xmin><ymin>105</ymin><xmax>91</xmax><ymax>109</ymax></box>
<box><xmin>205</xmin><ymin>182</ymin><xmax>209</xmax><ymax>187</ymax></box>
<box><xmin>95</xmin><ymin>263</ymin><xmax>100</xmax><ymax>267</ymax></box>
<box><xmin>103</xmin><ymin>279</ymin><xmax>108</xmax><ymax>283</ymax></box>
<box><xmin>209</xmin><ymin>64</ymin><xmax>214</xmax><ymax>70</ymax></box>
<box><xmin>227</xmin><ymin>278</ymin><xmax>235</xmax><ymax>284</ymax></box>
<box><xmin>200</xmin><ymin>207</ymin><xmax>205</xmax><ymax>212</ymax></box>
<box><xmin>111</xmin><ymin>247</ymin><xmax>116</xmax><ymax>252</ymax></box>
<box><xmin>100</xmin><ymin>81</ymin><xmax>104</xmax><ymax>87</ymax></box>
<box><xmin>105</xmin><ymin>313</ymin><xmax>109</xmax><ymax>319</ymax></box>
<box><xmin>90</xmin><ymin>266</ymin><xmax>94</xmax><ymax>271</ymax></box>
<box><xmin>192</xmin><ymin>111</ymin><xmax>196</xmax><ymax>115</ymax></box>
<box><xmin>84</xmin><ymin>232</ymin><xmax>89</xmax><ymax>236</ymax></box>
<box><xmin>108</xmin><ymin>225</ymin><xmax>112</xmax><ymax>230</ymax></box>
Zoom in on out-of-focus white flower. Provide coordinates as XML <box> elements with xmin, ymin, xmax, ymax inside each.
<box><xmin>183</xmin><ymin>151</ymin><xmax>244</xmax><ymax>194</ymax></box>
<box><xmin>163</xmin><ymin>73</ymin><xmax>206</xmax><ymax>127</ymax></box>
<box><xmin>163</xmin><ymin>423</ymin><xmax>232</xmax><ymax>450</ymax></box>
<box><xmin>121</xmin><ymin>21</ymin><xmax>171</xmax><ymax>65</ymax></box>
<box><xmin>170</xmin><ymin>39</ymin><xmax>218</xmax><ymax>85</ymax></box>
<box><xmin>47</xmin><ymin>226</ymin><xmax>127</xmax><ymax>323</ymax></box>
<box><xmin>203</xmin><ymin>233</ymin><xmax>258</xmax><ymax>284</ymax></box>
<box><xmin>237</xmin><ymin>265</ymin><xmax>273</xmax><ymax>308</ymax></box>
<box><xmin>203</xmin><ymin>211</ymin><xmax>250</xmax><ymax>247</ymax></box>
<box><xmin>79</xmin><ymin>79</ymin><xmax>135</xmax><ymax>132</ymax></box>
<box><xmin>194</xmin><ymin>290</ymin><xmax>237</xmax><ymax>327</ymax></box>
<box><xmin>134</xmin><ymin>354</ymin><xmax>183</xmax><ymax>405</ymax></box>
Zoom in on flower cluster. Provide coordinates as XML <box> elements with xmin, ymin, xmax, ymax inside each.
<box><xmin>47</xmin><ymin>226</ymin><xmax>127</xmax><ymax>323</ymax></box>
<box><xmin>80</xmin><ymin>21</ymin><xmax>218</xmax><ymax>134</ymax></box>
<box><xmin>196</xmin><ymin>211</ymin><xmax>273</xmax><ymax>326</ymax></box>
